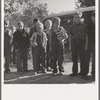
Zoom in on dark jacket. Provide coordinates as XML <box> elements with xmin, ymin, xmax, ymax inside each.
<box><xmin>87</xmin><ymin>21</ymin><xmax>95</xmax><ymax>45</ymax></box>
<box><xmin>4</xmin><ymin>28</ymin><xmax>12</xmax><ymax>49</ymax></box>
<box><xmin>70</xmin><ymin>23</ymin><xmax>87</xmax><ymax>41</ymax></box>
<box><xmin>13</xmin><ymin>29</ymin><xmax>30</xmax><ymax>49</ymax></box>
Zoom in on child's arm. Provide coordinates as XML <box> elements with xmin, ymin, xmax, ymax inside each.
<box><xmin>30</xmin><ymin>32</ymin><xmax>37</xmax><ymax>47</ymax></box>
<box><xmin>60</xmin><ymin>27</ymin><xmax>68</xmax><ymax>43</ymax></box>
<box><xmin>69</xmin><ymin>34</ymin><xmax>71</xmax><ymax>51</ymax></box>
<box><xmin>69</xmin><ymin>26</ymin><xmax>72</xmax><ymax>51</ymax></box>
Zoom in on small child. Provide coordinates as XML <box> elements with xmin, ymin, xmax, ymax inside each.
<box><xmin>51</xmin><ymin>17</ymin><xmax>68</xmax><ymax>75</ymax></box>
<box><xmin>30</xmin><ymin>22</ymin><xmax>47</xmax><ymax>74</ymax></box>
<box><xmin>44</xmin><ymin>19</ymin><xmax>52</xmax><ymax>71</ymax></box>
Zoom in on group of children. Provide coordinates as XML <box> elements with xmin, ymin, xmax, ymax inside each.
<box><xmin>4</xmin><ymin>11</ymin><xmax>95</xmax><ymax>79</ymax></box>
<box><xmin>4</xmin><ymin>16</ymin><xmax>68</xmax><ymax>76</ymax></box>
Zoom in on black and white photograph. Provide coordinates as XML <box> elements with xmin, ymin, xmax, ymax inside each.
<box><xmin>2</xmin><ymin>0</ymin><xmax>99</xmax><ymax>100</ymax></box>
<box><xmin>3</xmin><ymin>0</ymin><xmax>96</xmax><ymax>84</ymax></box>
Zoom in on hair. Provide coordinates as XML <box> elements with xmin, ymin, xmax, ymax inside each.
<box><xmin>51</xmin><ymin>17</ymin><xmax>61</xmax><ymax>23</ymax></box>
<box><xmin>33</xmin><ymin>18</ymin><xmax>39</xmax><ymax>22</ymax></box>
<box><xmin>37</xmin><ymin>22</ymin><xmax>44</xmax><ymax>30</ymax></box>
<box><xmin>73</xmin><ymin>12</ymin><xmax>83</xmax><ymax>18</ymax></box>
<box><xmin>4</xmin><ymin>20</ymin><xmax>9</xmax><ymax>25</ymax></box>
<box><xmin>91</xmin><ymin>12</ymin><xmax>95</xmax><ymax>17</ymax></box>
<box><xmin>18</xmin><ymin>21</ymin><xmax>24</xmax><ymax>26</ymax></box>
<box><xmin>44</xmin><ymin>19</ymin><xmax>52</xmax><ymax>27</ymax></box>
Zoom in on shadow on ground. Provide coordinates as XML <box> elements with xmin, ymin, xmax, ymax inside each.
<box><xmin>4</xmin><ymin>72</ymin><xmax>95</xmax><ymax>84</ymax></box>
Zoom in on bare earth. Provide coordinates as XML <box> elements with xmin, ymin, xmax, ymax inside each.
<box><xmin>4</xmin><ymin>49</ymin><xmax>95</xmax><ymax>84</ymax></box>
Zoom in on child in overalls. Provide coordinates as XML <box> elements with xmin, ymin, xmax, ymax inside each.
<box><xmin>30</xmin><ymin>22</ymin><xmax>47</xmax><ymax>74</ymax></box>
<box><xmin>51</xmin><ymin>17</ymin><xmax>68</xmax><ymax>75</ymax></box>
<box><xmin>44</xmin><ymin>19</ymin><xmax>52</xmax><ymax>71</ymax></box>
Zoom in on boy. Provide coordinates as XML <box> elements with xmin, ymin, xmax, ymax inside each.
<box><xmin>30</xmin><ymin>18</ymin><xmax>39</xmax><ymax>70</ymax></box>
<box><xmin>51</xmin><ymin>17</ymin><xmax>68</xmax><ymax>75</ymax></box>
<box><xmin>4</xmin><ymin>20</ymin><xmax>12</xmax><ymax>73</ymax></box>
<box><xmin>30</xmin><ymin>18</ymin><xmax>39</xmax><ymax>38</ymax></box>
<box><xmin>69</xmin><ymin>12</ymin><xmax>88</xmax><ymax>77</ymax></box>
<box><xmin>44</xmin><ymin>19</ymin><xmax>52</xmax><ymax>71</ymax></box>
<box><xmin>13</xmin><ymin>21</ymin><xmax>30</xmax><ymax>73</ymax></box>
<box><xmin>30</xmin><ymin>22</ymin><xmax>47</xmax><ymax>74</ymax></box>
<box><xmin>85</xmin><ymin>12</ymin><xmax>95</xmax><ymax>79</ymax></box>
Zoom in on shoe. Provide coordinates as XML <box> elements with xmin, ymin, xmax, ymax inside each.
<box><xmin>91</xmin><ymin>75</ymin><xmax>95</xmax><ymax>80</ymax></box>
<box><xmin>78</xmin><ymin>73</ymin><xmax>82</xmax><ymax>76</ymax></box>
<box><xmin>82</xmin><ymin>75</ymin><xmax>89</xmax><ymax>80</ymax></box>
<box><xmin>53</xmin><ymin>73</ymin><xmax>57</xmax><ymax>76</ymax></box>
<box><xmin>58</xmin><ymin>72</ymin><xmax>63</xmax><ymax>75</ymax></box>
<box><xmin>17</xmin><ymin>71</ymin><xmax>23</xmax><ymax>74</ymax></box>
<box><xmin>4</xmin><ymin>69</ymin><xmax>11</xmax><ymax>73</ymax></box>
<box><xmin>69</xmin><ymin>73</ymin><xmax>77</xmax><ymax>77</ymax></box>
<box><xmin>4</xmin><ymin>70</ymin><xmax>11</xmax><ymax>74</ymax></box>
<box><xmin>34</xmin><ymin>72</ymin><xmax>38</xmax><ymax>75</ymax></box>
<box><xmin>23</xmin><ymin>70</ymin><xmax>30</xmax><ymax>72</ymax></box>
<box><xmin>60</xmin><ymin>69</ymin><xmax>64</xmax><ymax>72</ymax></box>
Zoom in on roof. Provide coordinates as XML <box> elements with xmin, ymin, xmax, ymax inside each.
<box><xmin>45</xmin><ymin>6</ymin><xmax>95</xmax><ymax>19</ymax></box>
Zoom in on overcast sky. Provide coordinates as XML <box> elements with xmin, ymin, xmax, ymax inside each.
<box><xmin>41</xmin><ymin>0</ymin><xmax>76</xmax><ymax>14</ymax></box>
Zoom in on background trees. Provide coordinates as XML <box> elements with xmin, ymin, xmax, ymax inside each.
<box><xmin>4</xmin><ymin>0</ymin><xmax>48</xmax><ymax>27</ymax></box>
<box><xmin>75</xmin><ymin>0</ymin><xmax>95</xmax><ymax>8</ymax></box>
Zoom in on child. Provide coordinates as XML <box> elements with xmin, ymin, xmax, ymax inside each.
<box><xmin>44</xmin><ymin>19</ymin><xmax>52</xmax><ymax>71</ymax></box>
<box><xmin>30</xmin><ymin>22</ymin><xmax>47</xmax><ymax>74</ymax></box>
<box><xmin>69</xmin><ymin>12</ymin><xmax>88</xmax><ymax>77</ymax></box>
<box><xmin>13</xmin><ymin>21</ymin><xmax>30</xmax><ymax>73</ymax></box>
<box><xmin>51</xmin><ymin>17</ymin><xmax>68</xmax><ymax>75</ymax></box>
<box><xmin>4</xmin><ymin>20</ymin><xmax>12</xmax><ymax>73</ymax></box>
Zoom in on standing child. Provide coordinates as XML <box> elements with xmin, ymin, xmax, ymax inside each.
<box><xmin>30</xmin><ymin>22</ymin><xmax>47</xmax><ymax>74</ymax></box>
<box><xmin>69</xmin><ymin>12</ymin><xmax>88</xmax><ymax>77</ymax></box>
<box><xmin>51</xmin><ymin>17</ymin><xmax>68</xmax><ymax>75</ymax></box>
<box><xmin>85</xmin><ymin>12</ymin><xmax>95</xmax><ymax>79</ymax></box>
<box><xmin>13</xmin><ymin>21</ymin><xmax>30</xmax><ymax>73</ymax></box>
<box><xmin>4</xmin><ymin>20</ymin><xmax>12</xmax><ymax>73</ymax></box>
<box><xmin>44</xmin><ymin>19</ymin><xmax>52</xmax><ymax>71</ymax></box>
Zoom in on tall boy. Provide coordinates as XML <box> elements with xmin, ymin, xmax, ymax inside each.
<box><xmin>69</xmin><ymin>12</ymin><xmax>88</xmax><ymax>77</ymax></box>
<box><xmin>85</xmin><ymin>12</ymin><xmax>95</xmax><ymax>79</ymax></box>
<box><xmin>13</xmin><ymin>21</ymin><xmax>30</xmax><ymax>73</ymax></box>
<box><xmin>4</xmin><ymin>20</ymin><xmax>12</xmax><ymax>73</ymax></box>
<box><xmin>51</xmin><ymin>17</ymin><xmax>68</xmax><ymax>75</ymax></box>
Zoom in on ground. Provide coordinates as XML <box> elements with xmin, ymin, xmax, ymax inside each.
<box><xmin>4</xmin><ymin>46</ymin><xmax>95</xmax><ymax>84</ymax></box>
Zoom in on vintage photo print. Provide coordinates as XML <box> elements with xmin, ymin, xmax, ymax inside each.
<box><xmin>1</xmin><ymin>0</ymin><xmax>99</xmax><ymax>100</ymax></box>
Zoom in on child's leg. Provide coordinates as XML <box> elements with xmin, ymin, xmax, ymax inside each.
<box><xmin>40</xmin><ymin>48</ymin><xmax>46</xmax><ymax>72</ymax></box>
<box><xmin>16</xmin><ymin>48</ymin><xmax>22</xmax><ymax>72</ymax></box>
<box><xmin>78</xmin><ymin>40</ymin><xmax>86</xmax><ymax>76</ymax></box>
<box><xmin>33</xmin><ymin>47</ymin><xmax>40</xmax><ymax>72</ymax></box>
<box><xmin>57</xmin><ymin>45</ymin><xmax>64</xmax><ymax>72</ymax></box>
<box><xmin>71</xmin><ymin>40</ymin><xmax>78</xmax><ymax>75</ymax></box>
<box><xmin>4</xmin><ymin>48</ymin><xmax>11</xmax><ymax>72</ymax></box>
<box><xmin>52</xmin><ymin>50</ymin><xmax>57</xmax><ymax>73</ymax></box>
<box><xmin>22</xmin><ymin>48</ymin><xmax>28</xmax><ymax>72</ymax></box>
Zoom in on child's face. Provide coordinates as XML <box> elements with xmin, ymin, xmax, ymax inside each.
<box><xmin>33</xmin><ymin>21</ymin><xmax>38</xmax><ymax>27</ymax></box>
<box><xmin>53</xmin><ymin>21</ymin><xmax>60</xmax><ymax>29</ymax></box>
<box><xmin>73</xmin><ymin>15</ymin><xmax>81</xmax><ymax>24</ymax></box>
<box><xmin>4</xmin><ymin>21</ymin><xmax>9</xmax><ymax>28</ymax></box>
<box><xmin>91</xmin><ymin>16</ymin><xmax>95</xmax><ymax>23</ymax></box>
<box><xmin>17</xmin><ymin>22</ymin><xmax>24</xmax><ymax>30</ymax></box>
<box><xmin>37</xmin><ymin>25</ymin><xmax>43</xmax><ymax>32</ymax></box>
<box><xmin>44</xmin><ymin>21</ymin><xmax>52</xmax><ymax>29</ymax></box>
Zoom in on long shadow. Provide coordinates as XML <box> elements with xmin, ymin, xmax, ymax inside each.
<box><xmin>4</xmin><ymin>72</ymin><xmax>95</xmax><ymax>84</ymax></box>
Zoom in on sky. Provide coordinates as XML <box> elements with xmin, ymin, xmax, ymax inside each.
<box><xmin>41</xmin><ymin>0</ymin><xmax>76</xmax><ymax>14</ymax></box>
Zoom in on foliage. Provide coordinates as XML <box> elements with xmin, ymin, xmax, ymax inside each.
<box><xmin>4</xmin><ymin>0</ymin><xmax>49</xmax><ymax>27</ymax></box>
<box><xmin>75</xmin><ymin>0</ymin><xmax>95</xmax><ymax>8</ymax></box>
